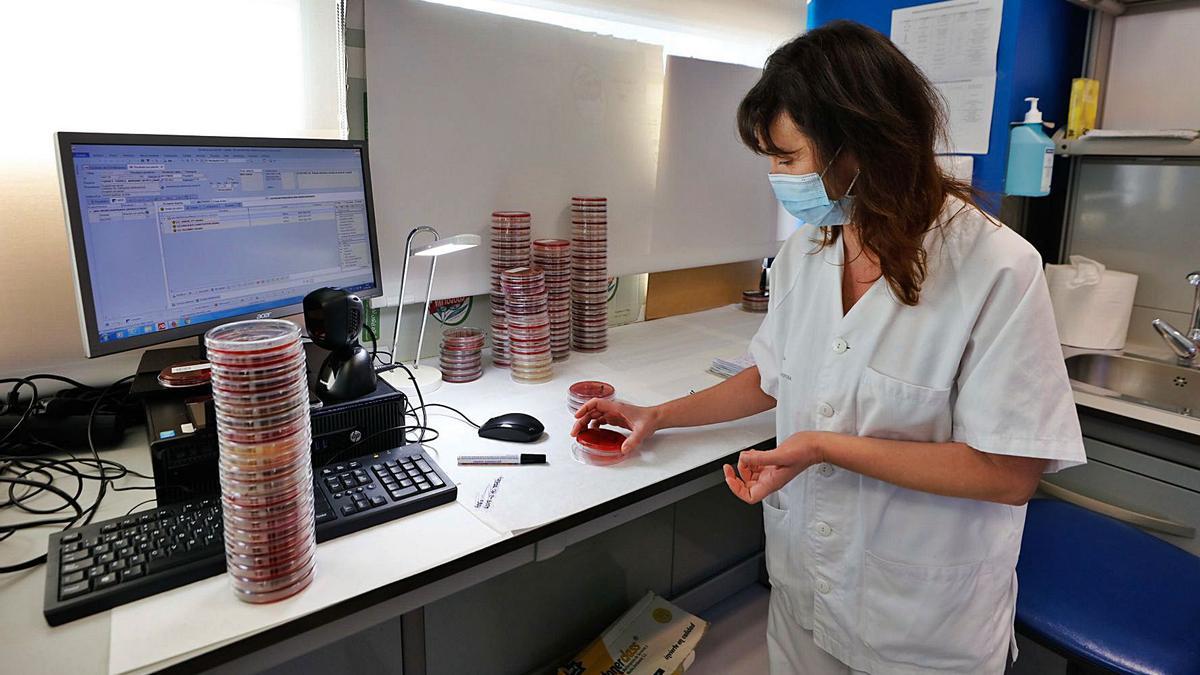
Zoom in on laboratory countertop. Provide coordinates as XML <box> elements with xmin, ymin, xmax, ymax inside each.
<box><xmin>0</xmin><ymin>305</ymin><xmax>775</xmax><ymax>675</ymax></box>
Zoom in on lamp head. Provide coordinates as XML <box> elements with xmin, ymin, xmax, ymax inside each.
<box><xmin>412</xmin><ymin>233</ymin><xmax>481</xmax><ymax>257</ymax></box>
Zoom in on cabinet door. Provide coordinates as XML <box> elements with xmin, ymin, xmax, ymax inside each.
<box><xmin>1042</xmin><ymin>438</ymin><xmax>1200</xmax><ymax>555</ymax></box>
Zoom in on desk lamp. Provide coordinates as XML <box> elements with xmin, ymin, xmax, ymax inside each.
<box><xmin>382</xmin><ymin>227</ymin><xmax>481</xmax><ymax>394</ymax></box>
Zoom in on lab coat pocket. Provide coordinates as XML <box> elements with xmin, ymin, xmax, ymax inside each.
<box><xmin>856</xmin><ymin>367</ymin><xmax>953</xmax><ymax>443</ymax></box>
<box><xmin>862</xmin><ymin>551</ymin><xmax>1009</xmax><ymax>673</ymax></box>
<box><xmin>761</xmin><ymin>496</ymin><xmax>792</xmax><ymax>589</ymax></box>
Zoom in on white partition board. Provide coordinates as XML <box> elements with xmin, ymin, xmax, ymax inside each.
<box><xmin>650</xmin><ymin>56</ymin><xmax>783</xmax><ymax>271</ymax></box>
<box><xmin>366</xmin><ymin>0</ymin><xmax>664</xmax><ymax>304</ymax></box>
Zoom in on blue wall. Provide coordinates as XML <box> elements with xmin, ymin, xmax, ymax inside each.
<box><xmin>807</xmin><ymin>0</ymin><xmax>1088</xmax><ymax>204</ymax></box>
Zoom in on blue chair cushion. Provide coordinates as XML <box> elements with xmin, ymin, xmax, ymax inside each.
<box><xmin>1017</xmin><ymin>498</ymin><xmax>1200</xmax><ymax>675</ymax></box>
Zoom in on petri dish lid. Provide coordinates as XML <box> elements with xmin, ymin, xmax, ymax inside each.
<box><xmin>569</xmin><ymin>380</ymin><xmax>615</xmax><ymax>400</ymax></box>
<box><xmin>158</xmin><ymin>360</ymin><xmax>212</xmax><ymax>388</ymax></box>
<box><xmin>576</xmin><ymin>428</ymin><xmax>627</xmax><ymax>454</ymax></box>
<box><xmin>205</xmin><ymin>320</ymin><xmax>301</xmax><ymax>354</ymax></box>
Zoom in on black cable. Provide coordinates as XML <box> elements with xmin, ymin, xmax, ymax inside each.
<box><xmin>363</xmin><ymin>322</ymin><xmax>380</xmax><ymax>364</ymax></box>
<box><xmin>0</xmin><ymin>374</ymin><xmax>136</xmax><ymax>573</ymax></box>
<box><xmin>378</xmin><ymin>362</ymin><xmax>430</xmax><ymax>440</ymax></box>
<box><xmin>414</xmin><ymin>403</ymin><xmax>481</xmax><ymax>429</ymax></box>
<box><xmin>0</xmin><ymin>378</ymin><xmax>39</xmax><ymax>446</ymax></box>
<box><xmin>125</xmin><ymin>498</ymin><xmax>156</xmax><ymax>516</ymax></box>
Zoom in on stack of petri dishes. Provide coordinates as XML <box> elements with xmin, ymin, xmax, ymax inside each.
<box><xmin>567</xmin><ymin>380</ymin><xmax>615</xmax><ymax>414</ymax></box>
<box><xmin>572</xmin><ymin>428</ymin><xmax>629</xmax><ymax>466</ymax></box>
<box><xmin>206</xmin><ymin>319</ymin><xmax>316</xmax><ymax>604</ymax></box>
<box><xmin>501</xmin><ymin>266</ymin><xmax>553</xmax><ymax>383</ymax></box>
<box><xmin>440</xmin><ymin>327</ymin><xmax>485</xmax><ymax>384</ymax></box>
<box><xmin>570</xmin><ymin>196</ymin><xmax>609</xmax><ymax>353</ymax></box>
<box><xmin>533</xmin><ymin>239</ymin><xmax>572</xmax><ymax>361</ymax></box>
<box><xmin>741</xmin><ymin>290</ymin><xmax>769</xmax><ymax>313</ymax></box>
<box><xmin>490</xmin><ymin>211</ymin><xmax>532</xmax><ymax>368</ymax></box>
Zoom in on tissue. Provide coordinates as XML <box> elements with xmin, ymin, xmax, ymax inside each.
<box><xmin>1045</xmin><ymin>256</ymin><xmax>1138</xmax><ymax>350</ymax></box>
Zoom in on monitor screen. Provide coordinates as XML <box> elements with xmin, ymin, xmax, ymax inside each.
<box><xmin>56</xmin><ymin>133</ymin><xmax>383</xmax><ymax>358</ymax></box>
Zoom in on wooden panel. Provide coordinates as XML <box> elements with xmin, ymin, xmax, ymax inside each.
<box><xmin>645</xmin><ymin>260</ymin><xmax>762</xmax><ymax>320</ymax></box>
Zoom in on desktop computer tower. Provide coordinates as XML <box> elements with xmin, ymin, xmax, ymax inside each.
<box><xmin>146</xmin><ymin>345</ymin><xmax>408</xmax><ymax>505</ymax></box>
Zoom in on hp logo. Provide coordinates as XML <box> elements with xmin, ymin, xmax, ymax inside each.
<box><xmin>349</xmin><ymin>430</ymin><xmax>363</xmax><ymax>443</ymax></box>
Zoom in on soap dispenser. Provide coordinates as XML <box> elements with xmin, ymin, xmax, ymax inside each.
<box><xmin>1005</xmin><ymin>97</ymin><xmax>1055</xmax><ymax>197</ymax></box>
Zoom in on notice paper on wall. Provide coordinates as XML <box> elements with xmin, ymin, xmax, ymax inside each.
<box><xmin>891</xmin><ymin>0</ymin><xmax>1003</xmax><ymax>154</ymax></box>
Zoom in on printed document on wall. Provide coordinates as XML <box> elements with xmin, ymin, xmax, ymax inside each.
<box><xmin>891</xmin><ymin>0</ymin><xmax>1003</xmax><ymax>154</ymax></box>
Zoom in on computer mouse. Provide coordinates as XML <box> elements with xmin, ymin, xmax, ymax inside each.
<box><xmin>477</xmin><ymin>412</ymin><xmax>545</xmax><ymax>443</ymax></box>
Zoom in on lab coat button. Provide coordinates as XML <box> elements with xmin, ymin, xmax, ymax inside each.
<box><xmin>817</xmin><ymin>463</ymin><xmax>834</xmax><ymax>477</ymax></box>
<box><xmin>817</xmin><ymin>403</ymin><xmax>835</xmax><ymax>418</ymax></box>
<box><xmin>832</xmin><ymin>337</ymin><xmax>849</xmax><ymax>354</ymax></box>
<box><xmin>814</xmin><ymin>522</ymin><xmax>833</xmax><ymax>537</ymax></box>
<box><xmin>815</xmin><ymin>579</ymin><xmax>832</xmax><ymax>594</ymax></box>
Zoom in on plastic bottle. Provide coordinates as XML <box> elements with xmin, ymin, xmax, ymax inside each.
<box><xmin>1006</xmin><ymin>97</ymin><xmax>1055</xmax><ymax>197</ymax></box>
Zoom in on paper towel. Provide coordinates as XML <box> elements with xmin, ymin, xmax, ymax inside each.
<box><xmin>1045</xmin><ymin>256</ymin><xmax>1138</xmax><ymax>349</ymax></box>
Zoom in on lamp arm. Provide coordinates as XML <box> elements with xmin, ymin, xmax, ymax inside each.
<box><xmin>388</xmin><ymin>226</ymin><xmax>440</xmax><ymax>363</ymax></box>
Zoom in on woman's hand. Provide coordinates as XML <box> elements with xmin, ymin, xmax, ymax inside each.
<box><xmin>571</xmin><ymin>398</ymin><xmax>661</xmax><ymax>454</ymax></box>
<box><xmin>724</xmin><ymin>432</ymin><xmax>827</xmax><ymax>504</ymax></box>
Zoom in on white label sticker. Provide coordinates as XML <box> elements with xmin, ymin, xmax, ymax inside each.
<box><xmin>1040</xmin><ymin>147</ymin><xmax>1054</xmax><ymax>193</ymax></box>
<box><xmin>171</xmin><ymin>362</ymin><xmax>211</xmax><ymax>374</ymax></box>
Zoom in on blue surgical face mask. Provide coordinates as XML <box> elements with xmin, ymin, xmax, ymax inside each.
<box><xmin>768</xmin><ymin>146</ymin><xmax>858</xmax><ymax>227</ymax></box>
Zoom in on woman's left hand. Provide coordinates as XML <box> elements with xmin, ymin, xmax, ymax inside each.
<box><xmin>723</xmin><ymin>432</ymin><xmax>828</xmax><ymax>504</ymax></box>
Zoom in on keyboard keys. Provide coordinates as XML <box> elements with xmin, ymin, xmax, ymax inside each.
<box><xmin>109</xmin><ymin>559</ymin><xmax>127</xmax><ymax>573</ymax></box>
<box><xmin>60</xmin><ymin>532</ymin><xmax>81</xmax><ymax>544</ymax></box>
<box><xmin>100</xmin><ymin>523</ymin><xmax>118</xmax><ymax>534</ymax></box>
<box><xmin>416</xmin><ymin>460</ymin><xmax>433</xmax><ymax>473</ymax></box>
<box><xmin>94</xmin><ymin>573</ymin><xmax>118</xmax><ymax>590</ymax></box>
<box><xmin>369</xmin><ymin>496</ymin><xmax>385</xmax><ymax>507</ymax></box>
<box><xmin>61</xmin><ymin>571</ymin><xmax>86</xmax><ymax>586</ymax></box>
<box><xmin>341</xmin><ymin>504</ymin><xmax>357</xmax><ymax>516</ymax></box>
<box><xmin>61</xmin><ymin>550</ymin><xmax>89</xmax><ymax>565</ymax></box>
<box><xmin>60</xmin><ymin>581</ymin><xmax>90</xmax><ymax>600</ymax></box>
<box><xmin>120</xmin><ymin>565</ymin><xmax>144</xmax><ymax>582</ymax></box>
<box><xmin>390</xmin><ymin>486</ymin><xmax>418</xmax><ymax>500</ymax></box>
<box><xmin>61</xmin><ymin>542</ymin><xmax>81</xmax><ymax>555</ymax></box>
<box><xmin>429</xmin><ymin>475</ymin><xmax>445</xmax><ymax>488</ymax></box>
<box><xmin>415</xmin><ymin>480</ymin><xmax>431</xmax><ymax>492</ymax></box>
<box><xmin>60</xmin><ymin>559</ymin><xmax>92</xmax><ymax>576</ymax></box>
<box><xmin>96</xmin><ymin>552</ymin><xmax>116</xmax><ymax>565</ymax></box>
<box><xmin>129</xmin><ymin>554</ymin><xmax>146</xmax><ymax>567</ymax></box>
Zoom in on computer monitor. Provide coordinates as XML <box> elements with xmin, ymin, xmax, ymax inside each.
<box><xmin>55</xmin><ymin>133</ymin><xmax>383</xmax><ymax>358</ymax></box>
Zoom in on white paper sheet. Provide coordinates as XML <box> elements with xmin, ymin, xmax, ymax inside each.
<box><xmin>936</xmin><ymin>154</ymin><xmax>975</xmax><ymax>182</ymax></box>
<box><xmin>891</xmin><ymin>0</ymin><xmax>1003</xmax><ymax>154</ymax></box>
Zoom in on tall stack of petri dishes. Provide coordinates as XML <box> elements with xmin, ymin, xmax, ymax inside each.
<box><xmin>501</xmin><ymin>266</ymin><xmax>553</xmax><ymax>383</ymax></box>
<box><xmin>439</xmin><ymin>327</ymin><xmax>484</xmax><ymax>384</ymax></box>
<box><xmin>206</xmin><ymin>319</ymin><xmax>316</xmax><ymax>604</ymax></box>
<box><xmin>532</xmin><ymin>239</ymin><xmax>572</xmax><ymax>361</ymax></box>
<box><xmin>570</xmin><ymin>197</ymin><xmax>609</xmax><ymax>353</ymax></box>
<box><xmin>490</xmin><ymin>211</ymin><xmax>532</xmax><ymax>368</ymax></box>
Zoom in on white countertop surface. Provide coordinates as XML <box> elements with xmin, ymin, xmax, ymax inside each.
<box><xmin>1</xmin><ymin>305</ymin><xmax>775</xmax><ymax>675</ymax></box>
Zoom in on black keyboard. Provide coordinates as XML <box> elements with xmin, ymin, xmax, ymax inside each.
<box><xmin>43</xmin><ymin>444</ymin><xmax>456</xmax><ymax>626</ymax></box>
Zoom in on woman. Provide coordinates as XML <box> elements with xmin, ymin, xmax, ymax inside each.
<box><xmin>572</xmin><ymin>21</ymin><xmax>1085</xmax><ymax>675</ymax></box>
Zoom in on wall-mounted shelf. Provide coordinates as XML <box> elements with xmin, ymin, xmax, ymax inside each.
<box><xmin>1054</xmin><ymin>129</ymin><xmax>1200</xmax><ymax>158</ymax></box>
<box><xmin>1066</xmin><ymin>0</ymin><xmax>1194</xmax><ymax>16</ymax></box>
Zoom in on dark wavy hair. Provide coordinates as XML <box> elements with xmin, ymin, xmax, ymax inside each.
<box><xmin>737</xmin><ymin>20</ymin><xmax>982</xmax><ymax>306</ymax></box>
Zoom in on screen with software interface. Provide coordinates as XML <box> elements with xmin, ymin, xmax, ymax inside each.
<box><xmin>68</xmin><ymin>143</ymin><xmax>377</xmax><ymax>346</ymax></box>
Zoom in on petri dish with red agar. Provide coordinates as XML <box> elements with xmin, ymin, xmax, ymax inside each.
<box><xmin>568</xmin><ymin>380</ymin><xmax>615</xmax><ymax>413</ymax></box>
<box><xmin>205</xmin><ymin>319</ymin><xmax>316</xmax><ymax>604</ymax></box>
<box><xmin>572</xmin><ymin>427</ymin><xmax>629</xmax><ymax>466</ymax></box>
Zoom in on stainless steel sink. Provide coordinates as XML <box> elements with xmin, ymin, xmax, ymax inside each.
<box><xmin>1065</xmin><ymin>353</ymin><xmax>1199</xmax><ymax>419</ymax></box>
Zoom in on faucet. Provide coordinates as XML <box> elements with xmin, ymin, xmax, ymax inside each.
<box><xmin>1152</xmin><ymin>271</ymin><xmax>1200</xmax><ymax>363</ymax></box>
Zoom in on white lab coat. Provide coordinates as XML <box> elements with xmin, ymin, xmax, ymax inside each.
<box><xmin>749</xmin><ymin>198</ymin><xmax>1086</xmax><ymax>675</ymax></box>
